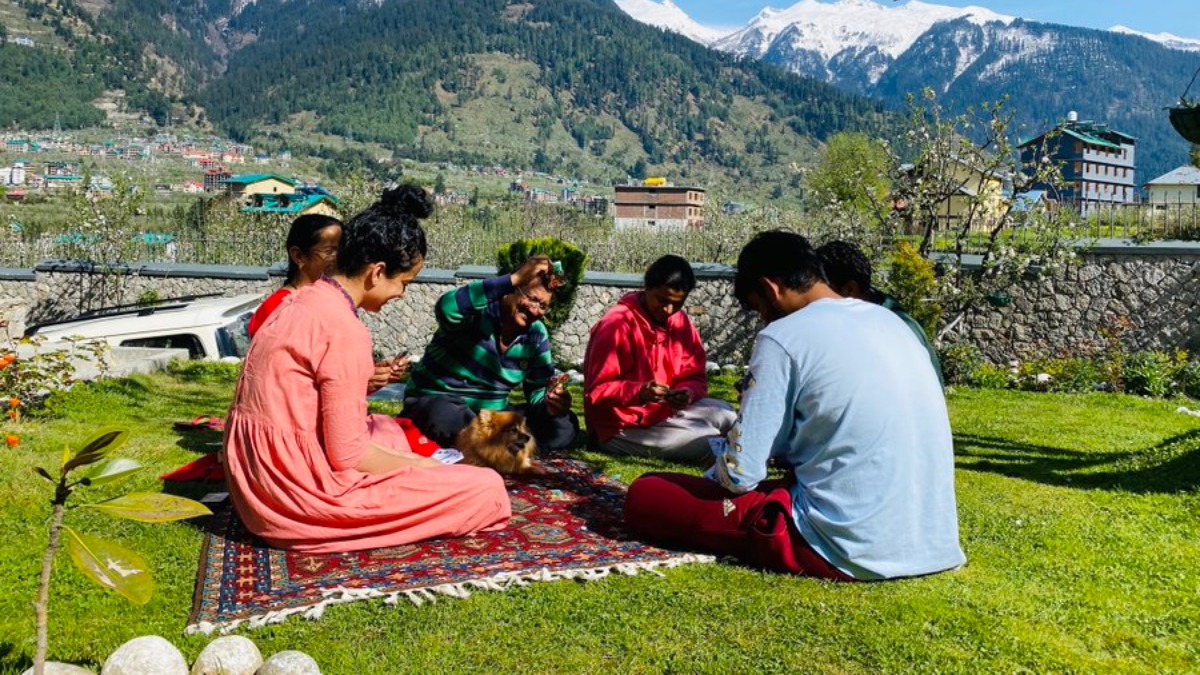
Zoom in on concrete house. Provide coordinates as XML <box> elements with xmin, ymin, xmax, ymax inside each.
<box><xmin>614</xmin><ymin>181</ymin><xmax>705</xmax><ymax>230</ymax></box>
<box><xmin>1019</xmin><ymin>112</ymin><xmax>1137</xmax><ymax>216</ymax></box>
<box><xmin>222</xmin><ymin>174</ymin><xmax>297</xmax><ymax>200</ymax></box>
<box><xmin>1144</xmin><ymin>165</ymin><xmax>1200</xmax><ymax>205</ymax></box>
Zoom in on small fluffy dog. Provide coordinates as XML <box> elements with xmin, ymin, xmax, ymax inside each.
<box><xmin>455</xmin><ymin>409</ymin><xmax>537</xmax><ymax>474</ymax></box>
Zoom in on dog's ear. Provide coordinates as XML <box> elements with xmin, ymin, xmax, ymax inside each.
<box><xmin>476</xmin><ymin>409</ymin><xmax>493</xmax><ymax>424</ymax></box>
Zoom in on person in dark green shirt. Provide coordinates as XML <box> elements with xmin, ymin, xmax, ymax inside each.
<box><xmin>816</xmin><ymin>241</ymin><xmax>944</xmax><ymax>386</ymax></box>
<box><xmin>402</xmin><ymin>256</ymin><xmax>580</xmax><ymax>450</ymax></box>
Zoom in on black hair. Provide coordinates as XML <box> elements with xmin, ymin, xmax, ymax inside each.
<box><xmin>733</xmin><ymin>230</ymin><xmax>827</xmax><ymax>309</ymax></box>
<box><xmin>335</xmin><ymin>184</ymin><xmax>431</xmax><ymax>277</ymax></box>
<box><xmin>644</xmin><ymin>254</ymin><xmax>696</xmax><ymax>293</ymax></box>
<box><xmin>815</xmin><ymin>240</ymin><xmax>873</xmax><ymax>297</ymax></box>
<box><xmin>283</xmin><ymin>214</ymin><xmax>342</xmax><ymax>286</ymax></box>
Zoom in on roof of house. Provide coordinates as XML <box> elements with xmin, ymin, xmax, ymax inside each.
<box><xmin>223</xmin><ymin>173</ymin><xmax>296</xmax><ymax>187</ymax></box>
<box><xmin>1019</xmin><ymin>119</ymin><xmax>1136</xmax><ymax>149</ymax></box>
<box><xmin>1060</xmin><ymin>127</ymin><xmax>1122</xmax><ymax>150</ymax></box>
<box><xmin>1011</xmin><ymin>190</ymin><xmax>1053</xmax><ymax>212</ymax></box>
<box><xmin>1144</xmin><ymin>165</ymin><xmax>1200</xmax><ymax>187</ymax></box>
<box><xmin>241</xmin><ymin>193</ymin><xmax>337</xmax><ymax>215</ymax></box>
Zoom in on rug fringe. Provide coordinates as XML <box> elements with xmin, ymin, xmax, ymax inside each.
<box><xmin>185</xmin><ymin>553</ymin><xmax>713</xmax><ymax>635</ymax></box>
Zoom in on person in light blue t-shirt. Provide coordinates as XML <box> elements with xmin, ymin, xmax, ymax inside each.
<box><xmin>623</xmin><ymin>230</ymin><xmax>966</xmax><ymax>581</ymax></box>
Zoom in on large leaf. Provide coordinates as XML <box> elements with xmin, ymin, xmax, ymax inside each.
<box><xmin>62</xmin><ymin>427</ymin><xmax>130</xmax><ymax>473</ymax></box>
<box><xmin>80</xmin><ymin>458</ymin><xmax>144</xmax><ymax>487</ymax></box>
<box><xmin>63</xmin><ymin>527</ymin><xmax>153</xmax><ymax>605</ymax></box>
<box><xmin>86</xmin><ymin>493</ymin><xmax>212</xmax><ymax>523</ymax></box>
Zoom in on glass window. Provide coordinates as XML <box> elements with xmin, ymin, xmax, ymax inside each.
<box><xmin>121</xmin><ymin>334</ymin><xmax>205</xmax><ymax>359</ymax></box>
<box><xmin>218</xmin><ymin>313</ymin><xmax>252</xmax><ymax>358</ymax></box>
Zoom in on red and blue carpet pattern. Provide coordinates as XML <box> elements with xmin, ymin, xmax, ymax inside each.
<box><xmin>187</xmin><ymin>458</ymin><xmax>711</xmax><ymax>634</ymax></box>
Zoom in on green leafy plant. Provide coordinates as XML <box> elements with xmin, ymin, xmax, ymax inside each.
<box><xmin>1</xmin><ymin>336</ymin><xmax>110</xmax><ymax>414</ymax></box>
<box><xmin>496</xmin><ymin>237</ymin><xmax>587</xmax><ymax>332</ymax></box>
<box><xmin>1175</xmin><ymin>360</ymin><xmax>1200</xmax><ymax>400</ymax></box>
<box><xmin>968</xmin><ymin>363</ymin><xmax>1011</xmax><ymax>390</ymax></box>
<box><xmin>31</xmin><ymin>427</ymin><xmax>211</xmax><ymax>674</ymax></box>
<box><xmin>1124</xmin><ymin>350</ymin><xmax>1187</xmax><ymax>398</ymax></box>
<box><xmin>886</xmin><ymin>241</ymin><xmax>942</xmax><ymax>342</ymax></box>
<box><xmin>938</xmin><ymin>342</ymin><xmax>984</xmax><ymax>386</ymax></box>
<box><xmin>136</xmin><ymin>289</ymin><xmax>161</xmax><ymax>306</ymax></box>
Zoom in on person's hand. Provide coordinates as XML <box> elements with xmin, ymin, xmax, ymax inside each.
<box><xmin>385</xmin><ymin>354</ymin><xmax>411</xmax><ymax>383</ymax></box>
<box><xmin>546</xmin><ymin>384</ymin><xmax>572</xmax><ymax>417</ymax></box>
<box><xmin>510</xmin><ymin>256</ymin><xmax>554</xmax><ymax>289</ymax></box>
<box><xmin>367</xmin><ymin>355</ymin><xmax>411</xmax><ymax>393</ymax></box>
<box><xmin>665</xmin><ymin>389</ymin><xmax>690</xmax><ymax>411</ymax></box>
<box><xmin>367</xmin><ymin>365</ymin><xmax>391</xmax><ymax>394</ymax></box>
<box><xmin>638</xmin><ymin>381</ymin><xmax>669</xmax><ymax>404</ymax></box>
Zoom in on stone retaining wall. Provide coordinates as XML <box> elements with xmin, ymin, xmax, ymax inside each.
<box><xmin>4</xmin><ymin>241</ymin><xmax>1199</xmax><ymax>365</ymax></box>
<box><xmin>960</xmin><ymin>242</ymin><xmax>1200</xmax><ymax>361</ymax></box>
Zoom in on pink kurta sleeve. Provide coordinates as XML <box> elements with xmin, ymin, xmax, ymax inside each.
<box><xmin>313</xmin><ymin>324</ymin><xmax>375</xmax><ymax>471</ymax></box>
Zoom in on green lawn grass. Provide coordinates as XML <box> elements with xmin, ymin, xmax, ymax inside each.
<box><xmin>1</xmin><ymin>373</ymin><xmax>1198</xmax><ymax>673</ymax></box>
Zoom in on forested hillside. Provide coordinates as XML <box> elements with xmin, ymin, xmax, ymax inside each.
<box><xmin>201</xmin><ymin>0</ymin><xmax>886</xmax><ymax>182</ymax></box>
<box><xmin>874</xmin><ymin>19</ymin><xmax>1196</xmax><ymax>181</ymax></box>
<box><xmin>2</xmin><ymin>0</ymin><xmax>887</xmax><ymax>187</ymax></box>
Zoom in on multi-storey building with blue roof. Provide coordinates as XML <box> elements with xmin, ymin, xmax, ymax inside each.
<box><xmin>1019</xmin><ymin>111</ymin><xmax>1137</xmax><ymax>216</ymax></box>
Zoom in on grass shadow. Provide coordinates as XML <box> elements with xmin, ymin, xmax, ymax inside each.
<box><xmin>0</xmin><ymin>642</ymin><xmax>30</xmax><ymax>674</ymax></box>
<box><xmin>173</xmin><ymin>428</ymin><xmax>224</xmax><ymax>455</ymax></box>
<box><xmin>955</xmin><ymin>429</ymin><xmax>1200</xmax><ymax>494</ymax></box>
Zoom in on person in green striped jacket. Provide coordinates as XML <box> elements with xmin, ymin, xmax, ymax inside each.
<box><xmin>401</xmin><ymin>256</ymin><xmax>580</xmax><ymax>450</ymax></box>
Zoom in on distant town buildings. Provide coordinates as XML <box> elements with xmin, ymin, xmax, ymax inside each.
<box><xmin>1019</xmin><ymin>112</ymin><xmax>1137</xmax><ymax>216</ymax></box>
<box><xmin>203</xmin><ymin>169</ymin><xmax>232</xmax><ymax>192</ymax></box>
<box><xmin>614</xmin><ymin>179</ymin><xmax>705</xmax><ymax>230</ymax></box>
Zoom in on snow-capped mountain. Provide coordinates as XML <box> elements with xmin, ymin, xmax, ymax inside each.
<box><xmin>613</xmin><ymin>0</ymin><xmax>1196</xmax><ymax>188</ymax></box>
<box><xmin>714</xmin><ymin>0</ymin><xmax>1012</xmax><ymax>64</ymax></box>
<box><xmin>1110</xmin><ymin>25</ymin><xmax>1200</xmax><ymax>53</ymax></box>
<box><xmin>612</xmin><ymin>0</ymin><xmax>728</xmax><ymax>45</ymax></box>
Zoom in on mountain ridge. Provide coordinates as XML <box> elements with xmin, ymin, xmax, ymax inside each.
<box><xmin>619</xmin><ymin>0</ymin><xmax>1198</xmax><ymax>182</ymax></box>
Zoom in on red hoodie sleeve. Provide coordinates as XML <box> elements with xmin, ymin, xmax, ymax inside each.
<box><xmin>583</xmin><ymin>313</ymin><xmax>643</xmax><ymax>408</ymax></box>
<box><xmin>247</xmin><ymin>288</ymin><xmax>291</xmax><ymax>338</ymax></box>
<box><xmin>669</xmin><ymin>314</ymin><xmax>709</xmax><ymax>404</ymax></box>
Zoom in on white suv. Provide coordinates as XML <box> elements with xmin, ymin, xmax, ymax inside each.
<box><xmin>25</xmin><ymin>294</ymin><xmax>263</xmax><ymax>360</ymax></box>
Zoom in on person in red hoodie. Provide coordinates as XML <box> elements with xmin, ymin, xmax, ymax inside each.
<box><xmin>584</xmin><ymin>255</ymin><xmax>736</xmax><ymax>462</ymax></box>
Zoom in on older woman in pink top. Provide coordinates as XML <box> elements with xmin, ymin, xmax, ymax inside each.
<box><xmin>223</xmin><ymin>185</ymin><xmax>510</xmax><ymax>553</ymax></box>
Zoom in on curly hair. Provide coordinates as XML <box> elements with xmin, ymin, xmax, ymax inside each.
<box><xmin>335</xmin><ymin>184</ymin><xmax>431</xmax><ymax>277</ymax></box>
<box><xmin>815</xmin><ymin>240</ymin><xmax>873</xmax><ymax>297</ymax></box>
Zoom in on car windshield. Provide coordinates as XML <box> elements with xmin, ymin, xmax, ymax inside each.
<box><xmin>217</xmin><ymin>312</ymin><xmax>253</xmax><ymax>359</ymax></box>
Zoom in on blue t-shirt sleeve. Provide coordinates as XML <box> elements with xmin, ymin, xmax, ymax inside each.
<box><xmin>708</xmin><ymin>334</ymin><xmax>794</xmax><ymax>493</ymax></box>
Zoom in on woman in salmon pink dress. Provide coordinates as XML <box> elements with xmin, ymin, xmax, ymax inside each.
<box><xmin>223</xmin><ymin>185</ymin><xmax>511</xmax><ymax>553</ymax></box>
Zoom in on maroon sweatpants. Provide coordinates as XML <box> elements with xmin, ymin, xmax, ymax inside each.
<box><xmin>624</xmin><ymin>472</ymin><xmax>854</xmax><ymax>582</ymax></box>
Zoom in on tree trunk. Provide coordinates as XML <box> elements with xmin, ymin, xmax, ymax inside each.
<box><xmin>33</xmin><ymin>495</ymin><xmax>67</xmax><ymax>675</ymax></box>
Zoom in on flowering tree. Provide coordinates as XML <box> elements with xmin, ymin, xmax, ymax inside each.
<box><xmin>807</xmin><ymin>89</ymin><xmax>1079</xmax><ymax>343</ymax></box>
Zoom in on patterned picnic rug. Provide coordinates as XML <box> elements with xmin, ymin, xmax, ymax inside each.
<box><xmin>187</xmin><ymin>458</ymin><xmax>711</xmax><ymax>634</ymax></box>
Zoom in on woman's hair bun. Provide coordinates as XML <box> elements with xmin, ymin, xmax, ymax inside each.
<box><xmin>380</xmin><ymin>183</ymin><xmax>434</xmax><ymax>219</ymax></box>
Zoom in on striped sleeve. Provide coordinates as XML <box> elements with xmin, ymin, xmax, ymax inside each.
<box><xmin>435</xmin><ymin>276</ymin><xmax>514</xmax><ymax>330</ymax></box>
<box><xmin>522</xmin><ymin>323</ymin><xmax>556</xmax><ymax>408</ymax></box>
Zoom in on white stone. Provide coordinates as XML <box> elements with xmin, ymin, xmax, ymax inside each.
<box><xmin>101</xmin><ymin>636</ymin><xmax>187</xmax><ymax>675</ymax></box>
<box><xmin>705</xmin><ymin>361</ymin><xmax>720</xmax><ymax>372</ymax></box>
<box><xmin>566</xmin><ymin>369</ymin><xmax>584</xmax><ymax>384</ymax></box>
<box><xmin>21</xmin><ymin>662</ymin><xmax>95</xmax><ymax>675</ymax></box>
<box><xmin>191</xmin><ymin>636</ymin><xmax>263</xmax><ymax>675</ymax></box>
<box><xmin>255</xmin><ymin>651</ymin><xmax>320</xmax><ymax>675</ymax></box>
<box><xmin>721</xmin><ymin>364</ymin><xmax>739</xmax><ymax>371</ymax></box>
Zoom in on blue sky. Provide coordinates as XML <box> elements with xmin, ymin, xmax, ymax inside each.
<box><xmin>671</xmin><ymin>0</ymin><xmax>1200</xmax><ymax>40</ymax></box>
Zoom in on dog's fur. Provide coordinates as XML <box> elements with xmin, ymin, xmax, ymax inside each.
<box><xmin>455</xmin><ymin>409</ymin><xmax>537</xmax><ymax>474</ymax></box>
